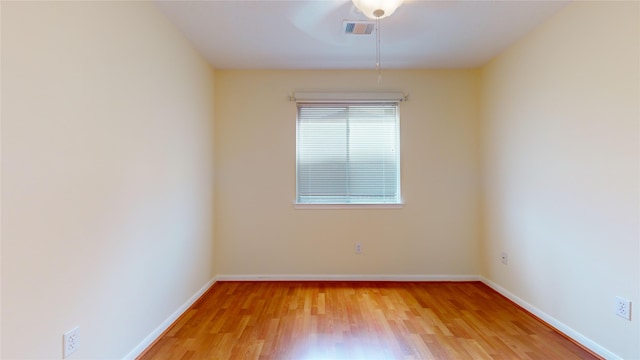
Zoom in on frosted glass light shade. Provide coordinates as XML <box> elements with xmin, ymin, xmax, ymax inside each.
<box><xmin>352</xmin><ymin>0</ymin><xmax>404</xmax><ymax>19</ymax></box>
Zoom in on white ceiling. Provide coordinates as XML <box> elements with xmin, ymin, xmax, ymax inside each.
<box><xmin>154</xmin><ymin>0</ymin><xmax>569</xmax><ymax>69</ymax></box>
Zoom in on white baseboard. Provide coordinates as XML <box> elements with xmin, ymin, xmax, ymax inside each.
<box><xmin>122</xmin><ymin>277</ymin><xmax>217</xmax><ymax>360</ymax></box>
<box><xmin>480</xmin><ymin>277</ymin><xmax>620</xmax><ymax>360</ymax></box>
<box><xmin>215</xmin><ymin>274</ymin><xmax>481</xmax><ymax>281</ymax></box>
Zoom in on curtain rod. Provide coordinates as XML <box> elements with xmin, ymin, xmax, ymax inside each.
<box><xmin>289</xmin><ymin>91</ymin><xmax>408</xmax><ymax>102</ymax></box>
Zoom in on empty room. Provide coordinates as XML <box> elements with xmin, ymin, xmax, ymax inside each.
<box><xmin>1</xmin><ymin>0</ymin><xmax>638</xmax><ymax>359</ymax></box>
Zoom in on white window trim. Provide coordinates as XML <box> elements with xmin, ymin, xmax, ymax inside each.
<box><xmin>294</xmin><ymin>202</ymin><xmax>404</xmax><ymax>210</ymax></box>
<box><xmin>295</xmin><ymin>96</ymin><xmax>404</xmax><ymax>207</ymax></box>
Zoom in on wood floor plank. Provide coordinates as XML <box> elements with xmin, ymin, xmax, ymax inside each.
<box><xmin>138</xmin><ymin>282</ymin><xmax>601</xmax><ymax>360</ymax></box>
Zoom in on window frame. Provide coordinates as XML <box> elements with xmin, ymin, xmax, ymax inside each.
<box><xmin>295</xmin><ymin>100</ymin><xmax>403</xmax><ymax>208</ymax></box>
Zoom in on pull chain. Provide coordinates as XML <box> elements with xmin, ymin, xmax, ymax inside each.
<box><xmin>376</xmin><ymin>16</ymin><xmax>382</xmax><ymax>84</ymax></box>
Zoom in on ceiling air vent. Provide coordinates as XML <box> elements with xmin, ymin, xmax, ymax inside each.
<box><xmin>343</xmin><ymin>20</ymin><xmax>375</xmax><ymax>35</ymax></box>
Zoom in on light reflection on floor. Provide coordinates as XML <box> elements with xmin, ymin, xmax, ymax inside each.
<box><xmin>289</xmin><ymin>335</ymin><xmax>400</xmax><ymax>360</ymax></box>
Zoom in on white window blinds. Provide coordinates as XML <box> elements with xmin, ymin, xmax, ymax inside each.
<box><xmin>296</xmin><ymin>102</ymin><xmax>401</xmax><ymax>204</ymax></box>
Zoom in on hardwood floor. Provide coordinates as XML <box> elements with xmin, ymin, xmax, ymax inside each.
<box><xmin>138</xmin><ymin>281</ymin><xmax>600</xmax><ymax>360</ymax></box>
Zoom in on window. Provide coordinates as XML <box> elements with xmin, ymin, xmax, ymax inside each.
<box><xmin>296</xmin><ymin>102</ymin><xmax>401</xmax><ymax>205</ymax></box>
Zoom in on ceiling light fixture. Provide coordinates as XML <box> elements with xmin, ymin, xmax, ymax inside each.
<box><xmin>352</xmin><ymin>0</ymin><xmax>404</xmax><ymax>83</ymax></box>
<box><xmin>352</xmin><ymin>0</ymin><xmax>404</xmax><ymax>20</ymax></box>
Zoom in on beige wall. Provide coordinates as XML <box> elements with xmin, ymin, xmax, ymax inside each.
<box><xmin>480</xmin><ymin>2</ymin><xmax>639</xmax><ymax>358</ymax></box>
<box><xmin>215</xmin><ymin>70</ymin><xmax>481</xmax><ymax>277</ymax></box>
<box><xmin>1</xmin><ymin>2</ymin><xmax>216</xmax><ymax>358</ymax></box>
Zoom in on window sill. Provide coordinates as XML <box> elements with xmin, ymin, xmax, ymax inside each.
<box><xmin>294</xmin><ymin>203</ymin><xmax>404</xmax><ymax>210</ymax></box>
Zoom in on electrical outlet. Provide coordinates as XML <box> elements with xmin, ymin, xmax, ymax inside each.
<box><xmin>355</xmin><ymin>242</ymin><xmax>362</xmax><ymax>254</ymax></box>
<box><xmin>615</xmin><ymin>297</ymin><xmax>632</xmax><ymax>320</ymax></box>
<box><xmin>63</xmin><ymin>326</ymin><xmax>80</xmax><ymax>358</ymax></box>
<box><xmin>501</xmin><ymin>252</ymin><xmax>508</xmax><ymax>265</ymax></box>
